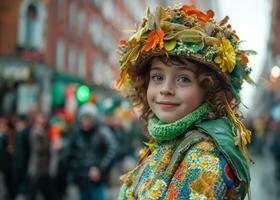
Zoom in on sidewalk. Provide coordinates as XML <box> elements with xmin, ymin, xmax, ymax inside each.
<box><xmin>250</xmin><ymin>152</ymin><xmax>279</xmax><ymax>200</ymax></box>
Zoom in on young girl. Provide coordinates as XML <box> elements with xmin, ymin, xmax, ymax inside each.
<box><xmin>117</xmin><ymin>4</ymin><xmax>254</xmax><ymax>200</ymax></box>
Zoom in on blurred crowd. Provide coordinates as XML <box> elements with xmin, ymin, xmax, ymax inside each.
<box><xmin>0</xmin><ymin>102</ymin><xmax>147</xmax><ymax>200</ymax></box>
<box><xmin>1</xmin><ymin>98</ymin><xmax>280</xmax><ymax>200</ymax></box>
<box><xmin>246</xmin><ymin>105</ymin><xmax>280</xmax><ymax>192</ymax></box>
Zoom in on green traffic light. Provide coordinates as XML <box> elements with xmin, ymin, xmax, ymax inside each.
<box><xmin>76</xmin><ymin>85</ymin><xmax>90</xmax><ymax>102</ymax></box>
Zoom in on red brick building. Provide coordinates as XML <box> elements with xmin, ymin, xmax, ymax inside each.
<box><xmin>251</xmin><ymin>0</ymin><xmax>279</xmax><ymax>116</ymax></box>
<box><xmin>0</xmin><ymin>0</ymin><xmax>151</xmax><ymax>114</ymax></box>
<box><xmin>0</xmin><ymin>0</ymin><xmax>51</xmax><ymax>114</ymax></box>
<box><xmin>271</xmin><ymin>0</ymin><xmax>280</xmax><ymax>57</ymax></box>
<box><xmin>46</xmin><ymin>0</ymin><xmax>149</xmax><ymax>86</ymax></box>
<box><xmin>0</xmin><ymin>1</ymin><xmax>21</xmax><ymax>56</ymax></box>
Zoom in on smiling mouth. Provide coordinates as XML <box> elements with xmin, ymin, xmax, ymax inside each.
<box><xmin>155</xmin><ymin>101</ymin><xmax>180</xmax><ymax>108</ymax></box>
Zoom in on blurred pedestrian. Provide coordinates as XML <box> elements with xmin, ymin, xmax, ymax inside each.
<box><xmin>0</xmin><ymin>117</ymin><xmax>16</xmax><ymax>200</ymax></box>
<box><xmin>27</xmin><ymin>113</ymin><xmax>53</xmax><ymax>200</ymax></box>
<box><xmin>270</xmin><ymin>104</ymin><xmax>280</xmax><ymax>184</ymax></box>
<box><xmin>117</xmin><ymin>3</ymin><xmax>253</xmax><ymax>199</ymax></box>
<box><xmin>271</xmin><ymin>122</ymin><xmax>280</xmax><ymax>179</ymax></box>
<box><xmin>12</xmin><ymin>114</ymin><xmax>30</xmax><ymax>199</ymax></box>
<box><xmin>103</xmin><ymin>106</ymin><xmax>131</xmax><ymax>161</ymax></box>
<box><xmin>64</xmin><ymin>103</ymin><xmax>117</xmax><ymax>200</ymax></box>
<box><xmin>0</xmin><ymin>117</ymin><xmax>10</xmax><ymax>199</ymax></box>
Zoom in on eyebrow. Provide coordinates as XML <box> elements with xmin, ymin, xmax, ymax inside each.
<box><xmin>151</xmin><ymin>65</ymin><xmax>195</xmax><ymax>73</ymax></box>
<box><xmin>150</xmin><ymin>66</ymin><xmax>162</xmax><ymax>71</ymax></box>
<box><xmin>175</xmin><ymin>66</ymin><xmax>196</xmax><ymax>73</ymax></box>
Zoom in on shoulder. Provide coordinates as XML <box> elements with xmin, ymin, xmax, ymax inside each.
<box><xmin>189</xmin><ymin>139</ymin><xmax>216</xmax><ymax>152</ymax></box>
<box><xmin>186</xmin><ymin>140</ymin><xmax>219</xmax><ymax>166</ymax></box>
<box><xmin>98</xmin><ymin>126</ymin><xmax>114</xmax><ymax>138</ymax></box>
<box><xmin>185</xmin><ymin>140</ymin><xmax>235</xmax><ymax>188</ymax></box>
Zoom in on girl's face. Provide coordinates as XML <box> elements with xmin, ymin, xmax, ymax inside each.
<box><xmin>147</xmin><ymin>57</ymin><xmax>205</xmax><ymax>123</ymax></box>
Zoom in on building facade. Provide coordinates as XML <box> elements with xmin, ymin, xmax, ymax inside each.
<box><xmin>46</xmin><ymin>0</ymin><xmax>149</xmax><ymax>87</ymax></box>
<box><xmin>251</xmin><ymin>0</ymin><xmax>280</xmax><ymax>118</ymax></box>
<box><xmin>0</xmin><ymin>0</ymin><xmax>51</xmax><ymax>114</ymax></box>
<box><xmin>0</xmin><ymin>0</ymin><xmax>152</xmax><ymax>115</ymax></box>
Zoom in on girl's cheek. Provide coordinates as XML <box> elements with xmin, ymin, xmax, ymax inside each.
<box><xmin>182</xmin><ymin>91</ymin><xmax>201</xmax><ymax>106</ymax></box>
<box><xmin>183</xmin><ymin>93</ymin><xmax>193</xmax><ymax>104</ymax></box>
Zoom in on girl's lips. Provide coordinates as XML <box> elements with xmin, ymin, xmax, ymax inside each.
<box><xmin>155</xmin><ymin>101</ymin><xmax>180</xmax><ymax>108</ymax></box>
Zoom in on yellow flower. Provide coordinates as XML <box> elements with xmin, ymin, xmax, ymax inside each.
<box><xmin>190</xmin><ymin>162</ymin><xmax>197</xmax><ymax>169</ymax></box>
<box><xmin>190</xmin><ymin>153</ymin><xmax>198</xmax><ymax>160</ymax></box>
<box><xmin>200</xmin><ymin>159</ymin><xmax>207</xmax><ymax>167</ymax></box>
<box><xmin>149</xmin><ymin>190</ymin><xmax>161</xmax><ymax>198</ymax></box>
<box><xmin>150</xmin><ymin>159</ymin><xmax>156</xmax><ymax>167</ymax></box>
<box><xmin>154</xmin><ymin>180</ymin><xmax>167</xmax><ymax>189</ymax></box>
<box><xmin>162</xmin><ymin>155</ymin><xmax>170</xmax><ymax>164</ymax></box>
<box><xmin>241</xmin><ymin>129</ymin><xmax>252</xmax><ymax>145</ymax></box>
<box><xmin>214</xmin><ymin>37</ymin><xmax>236</xmax><ymax>73</ymax></box>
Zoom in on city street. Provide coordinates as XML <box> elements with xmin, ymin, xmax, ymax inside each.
<box><xmin>65</xmin><ymin>153</ymin><xmax>280</xmax><ymax>200</ymax></box>
<box><xmin>0</xmin><ymin>0</ymin><xmax>279</xmax><ymax>200</ymax></box>
<box><xmin>0</xmin><ymin>152</ymin><xmax>279</xmax><ymax>199</ymax></box>
<box><xmin>250</xmin><ymin>153</ymin><xmax>279</xmax><ymax>200</ymax></box>
<box><xmin>68</xmin><ymin>152</ymin><xmax>280</xmax><ymax>200</ymax></box>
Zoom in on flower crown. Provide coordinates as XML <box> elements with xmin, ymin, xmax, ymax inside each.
<box><xmin>117</xmin><ymin>4</ymin><xmax>255</xmax><ymax>101</ymax></box>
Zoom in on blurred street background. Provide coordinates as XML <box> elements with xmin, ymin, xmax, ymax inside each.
<box><xmin>0</xmin><ymin>0</ymin><xmax>279</xmax><ymax>199</ymax></box>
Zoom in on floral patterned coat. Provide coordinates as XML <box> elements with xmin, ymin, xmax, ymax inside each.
<box><xmin>119</xmin><ymin>129</ymin><xmax>245</xmax><ymax>200</ymax></box>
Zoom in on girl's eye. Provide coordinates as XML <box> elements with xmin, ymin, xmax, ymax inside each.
<box><xmin>177</xmin><ymin>76</ymin><xmax>191</xmax><ymax>83</ymax></box>
<box><xmin>151</xmin><ymin>74</ymin><xmax>163</xmax><ymax>81</ymax></box>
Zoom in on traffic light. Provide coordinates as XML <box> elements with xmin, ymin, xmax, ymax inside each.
<box><xmin>76</xmin><ymin>85</ymin><xmax>91</xmax><ymax>103</ymax></box>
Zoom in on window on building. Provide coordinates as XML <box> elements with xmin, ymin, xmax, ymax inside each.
<box><xmin>57</xmin><ymin>0</ymin><xmax>64</xmax><ymax>20</ymax></box>
<box><xmin>25</xmin><ymin>4</ymin><xmax>37</xmax><ymax>48</ymax></box>
<box><xmin>91</xmin><ymin>0</ymin><xmax>101</xmax><ymax>8</ymax></box>
<box><xmin>103</xmin><ymin>63</ymin><xmax>110</xmax><ymax>86</ymax></box>
<box><xmin>55</xmin><ymin>39</ymin><xmax>65</xmax><ymax>72</ymax></box>
<box><xmin>90</xmin><ymin>17</ymin><xmax>102</xmax><ymax>45</ymax></box>
<box><xmin>92</xmin><ymin>58</ymin><xmax>103</xmax><ymax>84</ymax></box>
<box><xmin>103</xmin><ymin>27</ymin><xmax>111</xmax><ymax>52</ymax></box>
<box><xmin>58</xmin><ymin>0</ymin><xmax>64</xmax><ymax>6</ymax></box>
<box><xmin>68</xmin><ymin>46</ymin><xmax>77</xmax><ymax>74</ymax></box>
<box><xmin>134</xmin><ymin>1</ymin><xmax>144</xmax><ymax>20</ymax></box>
<box><xmin>68</xmin><ymin>1</ymin><xmax>77</xmax><ymax>29</ymax></box>
<box><xmin>18</xmin><ymin>1</ymin><xmax>47</xmax><ymax>51</ymax></box>
<box><xmin>78</xmin><ymin>50</ymin><xmax>85</xmax><ymax>78</ymax></box>
<box><xmin>123</xmin><ymin>0</ymin><xmax>129</xmax><ymax>7</ymax></box>
<box><xmin>102</xmin><ymin>0</ymin><xmax>112</xmax><ymax>20</ymax></box>
<box><xmin>78</xmin><ymin>9</ymin><xmax>86</xmax><ymax>36</ymax></box>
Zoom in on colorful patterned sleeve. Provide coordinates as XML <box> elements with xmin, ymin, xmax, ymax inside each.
<box><xmin>165</xmin><ymin>140</ymin><xmax>235</xmax><ymax>199</ymax></box>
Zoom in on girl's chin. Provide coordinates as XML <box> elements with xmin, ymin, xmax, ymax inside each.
<box><xmin>157</xmin><ymin>114</ymin><xmax>180</xmax><ymax>123</ymax></box>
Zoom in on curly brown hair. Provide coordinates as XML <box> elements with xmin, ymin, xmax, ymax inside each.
<box><xmin>127</xmin><ymin>55</ymin><xmax>241</xmax><ymax>126</ymax></box>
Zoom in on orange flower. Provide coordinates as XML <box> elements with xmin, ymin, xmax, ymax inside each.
<box><xmin>238</xmin><ymin>50</ymin><xmax>249</xmax><ymax>64</ymax></box>
<box><xmin>181</xmin><ymin>5</ymin><xmax>214</xmax><ymax>24</ymax></box>
<box><xmin>219</xmin><ymin>16</ymin><xmax>229</xmax><ymax>26</ymax></box>
<box><xmin>119</xmin><ymin>39</ymin><xmax>128</xmax><ymax>46</ymax></box>
<box><xmin>116</xmin><ymin>67</ymin><xmax>128</xmax><ymax>89</ymax></box>
<box><xmin>168</xmin><ymin>183</ymin><xmax>175</xmax><ymax>189</ymax></box>
<box><xmin>166</xmin><ymin>190</ymin><xmax>178</xmax><ymax>200</ymax></box>
<box><xmin>141</xmin><ymin>29</ymin><xmax>164</xmax><ymax>52</ymax></box>
<box><xmin>174</xmin><ymin>171</ymin><xmax>183</xmax><ymax>180</ymax></box>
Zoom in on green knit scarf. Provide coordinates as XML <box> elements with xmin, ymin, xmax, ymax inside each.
<box><xmin>147</xmin><ymin>103</ymin><xmax>209</xmax><ymax>142</ymax></box>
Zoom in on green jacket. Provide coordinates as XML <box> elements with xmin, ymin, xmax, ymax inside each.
<box><xmin>119</xmin><ymin>117</ymin><xmax>251</xmax><ymax>199</ymax></box>
<box><xmin>194</xmin><ymin>118</ymin><xmax>251</xmax><ymax>199</ymax></box>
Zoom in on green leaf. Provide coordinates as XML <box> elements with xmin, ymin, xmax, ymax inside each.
<box><xmin>230</xmin><ymin>82</ymin><xmax>241</xmax><ymax>102</ymax></box>
<box><xmin>244</xmin><ymin>74</ymin><xmax>254</xmax><ymax>84</ymax></box>
<box><xmin>231</xmin><ymin>63</ymin><xmax>241</xmax><ymax>78</ymax></box>
<box><xmin>164</xmin><ymin>40</ymin><xmax>177</xmax><ymax>51</ymax></box>
<box><xmin>243</xmin><ymin>50</ymin><xmax>257</xmax><ymax>55</ymax></box>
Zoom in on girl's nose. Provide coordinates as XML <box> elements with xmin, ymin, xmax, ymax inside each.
<box><xmin>160</xmin><ymin>81</ymin><xmax>175</xmax><ymax>96</ymax></box>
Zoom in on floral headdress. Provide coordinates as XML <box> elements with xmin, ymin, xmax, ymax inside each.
<box><xmin>117</xmin><ymin>4</ymin><xmax>255</xmax><ymax>155</ymax></box>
